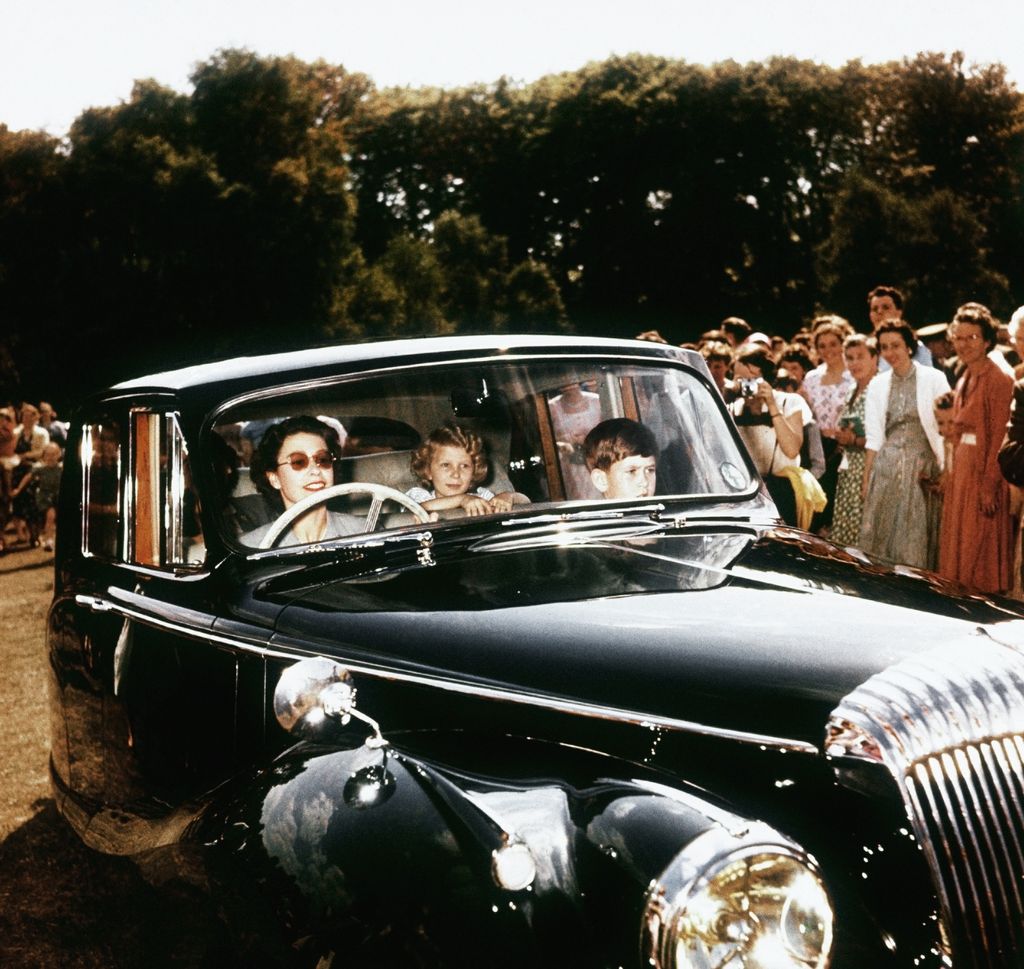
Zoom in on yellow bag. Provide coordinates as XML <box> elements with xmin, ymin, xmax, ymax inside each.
<box><xmin>775</xmin><ymin>466</ymin><xmax>827</xmax><ymax>531</ymax></box>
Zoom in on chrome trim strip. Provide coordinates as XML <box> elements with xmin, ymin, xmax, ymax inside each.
<box><xmin>72</xmin><ymin>593</ymin><xmax>818</xmax><ymax>755</ymax></box>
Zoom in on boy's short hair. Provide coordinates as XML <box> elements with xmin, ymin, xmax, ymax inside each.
<box><xmin>867</xmin><ymin>285</ymin><xmax>905</xmax><ymax>310</ymax></box>
<box><xmin>934</xmin><ymin>390</ymin><xmax>955</xmax><ymax>411</ymax></box>
<box><xmin>411</xmin><ymin>423</ymin><xmax>488</xmax><ymax>487</ymax></box>
<box><xmin>583</xmin><ymin>418</ymin><xmax>658</xmax><ymax>472</ymax></box>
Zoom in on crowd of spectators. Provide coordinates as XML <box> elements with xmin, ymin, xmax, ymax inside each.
<box><xmin>8</xmin><ymin>291</ymin><xmax>1024</xmax><ymax>592</ymax></box>
<box><xmin>0</xmin><ymin>399</ymin><xmax>66</xmax><ymax>554</ymax></box>
<box><xmin>643</xmin><ymin>284</ymin><xmax>1024</xmax><ymax>596</ymax></box>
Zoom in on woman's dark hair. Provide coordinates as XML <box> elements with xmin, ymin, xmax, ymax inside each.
<box><xmin>952</xmin><ymin>301</ymin><xmax>998</xmax><ymax>350</ymax></box>
<box><xmin>249</xmin><ymin>416</ymin><xmax>342</xmax><ymax>505</ymax></box>
<box><xmin>733</xmin><ymin>343</ymin><xmax>777</xmax><ymax>384</ymax></box>
<box><xmin>721</xmin><ymin>317</ymin><xmax>752</xmax><ymax>344</ymax></box>
<box><xmin>876</xmin><ymin>320</ymin><xmax>918</xmax><ymax>353</ymax></box>
<box><xmin>778</xmin><ymin>344</ymin><xmax>814</xmax><ymax>378</ymax></box>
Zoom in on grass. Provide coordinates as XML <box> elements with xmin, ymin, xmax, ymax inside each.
<box><xmin>0</xmin><ymin>548</ymin><xmax>165</xmax><ymax>967</ymax></box>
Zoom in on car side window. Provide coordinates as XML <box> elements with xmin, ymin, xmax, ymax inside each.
<box><xmin>129</xmin><ymin>411</ymin><xmax>203</xmax><ymax>569</ymax></box>
<box><xmin>82</xmin><ymin>419</ymin><xmax>124</xmax><ymax>560</ymax></box>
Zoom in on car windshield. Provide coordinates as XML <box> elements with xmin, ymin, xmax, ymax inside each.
<box><xmin>209</xmin><ymin>356</ymin><xmax>755</xmax><ymax>550</ymax></box>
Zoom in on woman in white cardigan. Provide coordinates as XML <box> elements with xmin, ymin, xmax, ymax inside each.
<box><xmin>859</xmin><ymin>320</ymin><xmax>950</xmax><ymax>569</ymax></box>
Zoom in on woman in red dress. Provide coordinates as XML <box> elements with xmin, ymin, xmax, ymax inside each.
<box><xmin>939</xmin><ymin>302</ymin><xmax>1015</xmax><ymax>592</ymax></box>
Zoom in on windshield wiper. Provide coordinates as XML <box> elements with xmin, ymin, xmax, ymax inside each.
<box><xmin>469</xmin><ymin>515</ymin><xmax>669</xmax><ymax>553</ymax></box>
<box><xmin>246</xmin><ymin>527</ymin><xmax>433</xmax><ymax>564</ymax></box>
<box><xmin>497</xmin><ymin>502</ymin><xmax>667</xmax><ymax>527</ymax></box>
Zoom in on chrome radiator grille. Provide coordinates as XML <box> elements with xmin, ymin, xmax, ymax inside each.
<box><xmin>828</xmin><ymin>633</ymin><xmax>1024</xmax><ymax>969</ymax></box>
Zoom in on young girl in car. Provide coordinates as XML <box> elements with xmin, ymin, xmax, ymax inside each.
<box><xmin>407</xmin><ymin>424</ymin><xmax>514</xmax><ymax>516</ymax></box>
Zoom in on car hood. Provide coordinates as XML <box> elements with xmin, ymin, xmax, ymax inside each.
<box><xmin>272</xmin><ymin>524</ymin><xmax>1024</xmax><ymax>749</ymax></box>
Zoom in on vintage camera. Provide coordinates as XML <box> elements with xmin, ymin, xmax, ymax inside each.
<box><xmin>739</xmin><ymin>378</ymin><xmax>761</xmax><ymax>398</ymax></box>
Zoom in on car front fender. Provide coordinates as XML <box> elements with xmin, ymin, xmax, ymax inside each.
<box><xmin>183</xmin><ymin>734</ymin><xmax>797</xmax><ymax>968</ymax></box>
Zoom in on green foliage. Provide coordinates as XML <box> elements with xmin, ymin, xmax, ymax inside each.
<box><xmin>350</xmin><ymin>51</ymin><xmax>1024</xmax><ymax>340</ymax></box>
<box><xmin>333</xmin><ymin>209</ymin><xmax>568</xmax><ymax>339</ymax></box>
<box><xmin>818</xmin><ymin>173</ymin><xmax>1011</xmax><ymax>327</ymax></box>
<box><xmin>0</xmin><ymin>125</ymin><xmax>70</xmax><ymax>399</ymax></box>
<box><xmin>2</xmin><ymin>49</ymin><xmax>1024</xmax><ymax>405</ymax></box>
<box><xmin>504</xmin><ymin>259</ymin><xmax>569</xmax><ymax>332</ymax></box>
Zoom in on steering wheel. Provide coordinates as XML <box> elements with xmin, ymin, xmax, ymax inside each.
<box><xmin>259</xmin><ymin>482</ymin><xmax>431</xmax><ymax>549</ymax></box>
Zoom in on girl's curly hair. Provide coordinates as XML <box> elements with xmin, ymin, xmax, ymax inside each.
<box><xmin>410</xmin><ymin>423</ymin><xmax>488</xmax><ymax>488</ymax></box>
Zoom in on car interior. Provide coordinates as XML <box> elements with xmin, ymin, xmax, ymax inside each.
<box><xmin>208</xmin><ymin>359</ymin><xmax>754</xmax><ymax>549</ymax></box>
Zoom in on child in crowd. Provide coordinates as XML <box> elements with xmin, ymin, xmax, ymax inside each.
<box><xmin>921</xmin><ymin>392</ymin><xmax>957</xmax><ymax>492</ymax></box>
<box><xmin>933</xmin><ymin>391</ymin><xmax>957</xmax><ymax>472</ymax></box>
<box><xmin>407</xmin><ymin>424</ymin><xmax>514</xmax><ymax>516</ymax></box>
<box><xmin>583</xmin><ymin>418</ymin><xmax>658</xmax><ymax>500</ymax></box>
<box><xmin>8</xmin><ymin>456</ymin><xmax>38</xmax><ymax>547</ymax></box>
<box><xmin>33</xmin><ymin>442</ymin><xmax>63</xmax><ymax>551</ymax></box>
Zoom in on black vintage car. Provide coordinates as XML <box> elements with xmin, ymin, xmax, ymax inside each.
<box><xmin>49</xmin><ymin>334</ymin><xmax>1024</xmax><ymax>968</ymax></box>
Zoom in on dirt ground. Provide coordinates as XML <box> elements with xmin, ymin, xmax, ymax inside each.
<box><xmin>0</xmin><ymin>547</ymin><xmax>183</xmax><ymax>968</ymax></box>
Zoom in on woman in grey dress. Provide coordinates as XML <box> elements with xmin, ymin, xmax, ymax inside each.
<box><xmin>859</xmin><ymin>321</ymin><xmax>948</xmax><ymax>568</ymax></box>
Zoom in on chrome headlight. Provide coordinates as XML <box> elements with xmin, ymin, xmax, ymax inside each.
<box><xmin>643</xmin><ymin>822</ymin><xmax>834</xmax><ymax>969</ymax></box>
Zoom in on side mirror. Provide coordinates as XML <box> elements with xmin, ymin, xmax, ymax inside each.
<box><xmin>274</xmin><ymin>656</ymin><xmax>387</xmax><ymax>748</ymax></box>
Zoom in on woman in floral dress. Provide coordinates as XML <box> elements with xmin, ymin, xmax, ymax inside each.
<box><xmin>802</xmin><ymin>317</ymin><xmax>854</xmax><ymax>532</ymax></box>
<box><xmin>830</xmin><ymin>334</ymin><xmax>878</xmax><ymax>546</ymax></box>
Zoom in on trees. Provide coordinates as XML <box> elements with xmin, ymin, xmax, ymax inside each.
<box><xmin>0</xmin><ymin>125</ymin><xmax>68</xmax><ymax>402</ymax></box>
<box><xmin>333</xmin><ymin>210</ymin><xmax>567</xmax><ymax>339</ymax></box>
<box><xmin>348</xmin><ymin>52</ymin><xmax>1024</xmax><ymax>339</ymax></box>
<box><xmin>8</xmin><ymin>52</ymin><xmax>369</xmax><ymax>399</ymax></box>
<box><xmin>2</xmin><ymin>49</ymin><xmax>1023</xmax><ymax>404</ymax></box>
<box><xmin>817</xmin><ymin>53</ymin><xmax>1023</xmax><ymax>326</ymax></box>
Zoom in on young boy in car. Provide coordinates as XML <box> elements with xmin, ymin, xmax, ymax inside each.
<box><xmin>583</xmin><ymin>418</ymin><xmax>658</xmax><ymax>500</ymax></box>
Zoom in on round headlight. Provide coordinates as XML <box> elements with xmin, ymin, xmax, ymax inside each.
<box><xmin>644</xmin><ymin>825</ymin><xmax>834</xmax><ymax>969</ymax></box>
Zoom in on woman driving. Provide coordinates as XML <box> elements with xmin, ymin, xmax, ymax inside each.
<box><xmin>241</xmin><ymin>416</ymin><xmax>363</xmax><ymax>547</ymax></box>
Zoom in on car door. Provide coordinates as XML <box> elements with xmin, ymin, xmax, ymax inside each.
<box><xmin>51</xmin><ymin>401</ymin><xmax>283</xmax><ymax>831</ymax></box>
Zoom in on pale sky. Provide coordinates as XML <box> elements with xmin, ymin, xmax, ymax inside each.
<box><xmin>4</xmin><ymin>0</ymin><xmax>1024</xmax><ymax>136</ymax></box>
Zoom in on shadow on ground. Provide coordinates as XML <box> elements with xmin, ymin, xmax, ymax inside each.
<box><xmin>0</xmin><ymin>799</ymin><xmax>228</xmax><ymax>968</ymax></box>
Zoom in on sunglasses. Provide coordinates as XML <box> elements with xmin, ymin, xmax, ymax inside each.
<box><xmin>277</xmin><ymin>450</ymin><xmax>333</xmax><ymax>472</ymax></box>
